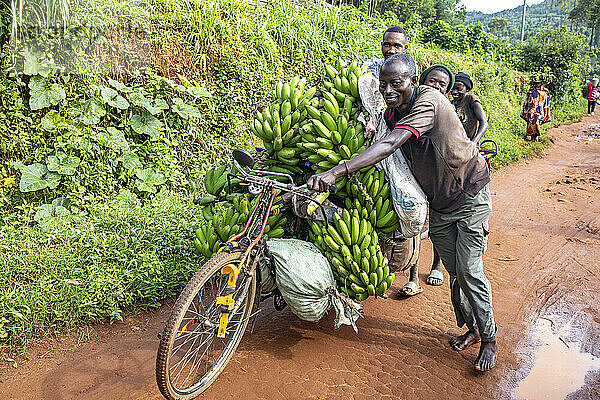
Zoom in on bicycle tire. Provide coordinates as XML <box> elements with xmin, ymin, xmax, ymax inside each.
<box><xmin>156</xmin><ymin>251</ymin><xmax>256</xmax><ymax>399</ymax></box>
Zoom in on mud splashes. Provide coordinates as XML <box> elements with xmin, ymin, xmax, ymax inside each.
<box><xmin>515</xmin><ymin>318</ymin><xmax>600</xmax><ymax>400</ymax></box>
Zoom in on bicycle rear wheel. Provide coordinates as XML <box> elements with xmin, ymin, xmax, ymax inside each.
<box><xmin>156</xmin><ymin>251</ymin><xmax>256</xmax><ymax>399</ymax></box>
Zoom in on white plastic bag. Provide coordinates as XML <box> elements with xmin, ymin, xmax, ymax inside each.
<box><xmin>358</xmin><ymin>74</ymin><xmax>428</xmax><ymax>238</ymax></box>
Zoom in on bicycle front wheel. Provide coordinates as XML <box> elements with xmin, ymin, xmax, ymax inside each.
<box><xmin>156</xmin><ymin>251</ymin><xmax>257</xmax><ymax>399</ymax></box>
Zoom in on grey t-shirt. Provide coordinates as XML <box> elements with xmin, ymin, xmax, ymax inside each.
<box><xmin>385</xmin><ymin>86</ymin><xmax>490</xmax><ymax>213</ymax></box>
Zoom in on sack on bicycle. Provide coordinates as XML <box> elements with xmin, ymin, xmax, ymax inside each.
<box><xmin>267</xmin><ymin>239</ymin><xmax>362</xmax><ymax>331</ymax></box>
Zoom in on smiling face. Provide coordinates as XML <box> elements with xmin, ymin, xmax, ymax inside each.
<box><xmin>451</xmin><ymin>81</ymin><xmax>467</xmax><ymax>101</ymax></box>
<box><xmin>423</xmin><ymin>68</ymin><xmax>451</xmax><ymax>94</ymax></box>
<box><xmin>378</xmin><ymin>61</ymin><xmax>417</xmax><ymax>111</ymax></box>
<box><xmin>381</xmin><ymin>32</ymin><xmax>407</xmax><ymax>59</ymax></box>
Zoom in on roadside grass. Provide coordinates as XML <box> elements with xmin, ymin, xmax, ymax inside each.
<box><xmin>0</xmin><ymin>0</ymin><xmax>589</xmax><ymax>352</ymax></box>
<box><xmin>0</xmin><ymin>190</ymin><xmax>204</xmax><ymax>352</ymax></box>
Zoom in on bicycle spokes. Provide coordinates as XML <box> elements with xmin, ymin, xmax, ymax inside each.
<box><xmin>215</xmin><ymin>263</ymin><xmax>241</xmax><ymax>338</ymax></box>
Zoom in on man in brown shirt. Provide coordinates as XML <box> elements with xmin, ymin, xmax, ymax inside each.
<box><xmin>308</xmin><ymin>54</ymin><xmax>498</xmax><ymax>372</ymax></box>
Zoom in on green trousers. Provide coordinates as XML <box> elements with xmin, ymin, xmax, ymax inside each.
<box><xmin>429</xmin><ymin>185</ymin><xmax>497</xmax><ymax>342</ymax></box>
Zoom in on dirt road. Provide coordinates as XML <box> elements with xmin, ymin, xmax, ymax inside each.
<box><xmin>1</xmin><ymin>116</ymin><xmax>599</xmax><ymax>400</ymax></box>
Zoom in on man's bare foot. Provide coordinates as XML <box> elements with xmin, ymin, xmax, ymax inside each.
<box><xmin>474</xmin><ymin>340</ymin><xmax>497</xmax><ymax>372</ymax></box>
<box><xmin>449</xmin><ymin>330</ymin><xmax>480</xmax><ymax>351</ymax></box>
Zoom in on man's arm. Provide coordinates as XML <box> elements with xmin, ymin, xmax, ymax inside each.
<box><xmin>307</xmin><ymin>128</ymin><xmax>413</xmax><ymax>192</ymax></box>
<box><xmin>471</xmin><ymin>101</ymin><xmax>488</xmax><ymax>144</ymax></box>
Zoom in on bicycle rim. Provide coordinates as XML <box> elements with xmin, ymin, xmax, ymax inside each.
<box><xmin>156</xmin><ymin>252</ymin><xmax>256</xmax><ymax>399</ymax></box>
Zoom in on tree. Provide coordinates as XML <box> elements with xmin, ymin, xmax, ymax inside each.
<box><xmin>569</xmin><ymin>0</ymin><xmax>600</xmax><ymax>49</ymax></box>
<box><xmin>488</xmin><ymin>17</ymin><xmax>508</xmax><ymax>37</ymax></box>
<box><xmin>517</xmin><ymin>26</ymin><xmax>589</xmax><ymax>102</ymax></box>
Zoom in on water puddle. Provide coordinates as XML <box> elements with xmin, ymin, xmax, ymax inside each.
<box><xmin>575</xmin><ymin>123</ymin><xmax>600</xmax><ymax>142</ymax></box>
<box><xmin>515</xmin><ymin>318</ymin><xmax>600</xmax><ymax>400</ymax></box>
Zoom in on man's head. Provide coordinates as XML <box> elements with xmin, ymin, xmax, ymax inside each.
<box><xmin>419</xmin><ymin>65</ymin><xmax>454</xmax><ymax>95</ymax></box>
<box><xmin>381</xmin><ymin>26</ymin><xmax>408</xmax><ymax>60</ymax></box>
<box><xmin>379</xmin><ymin>54</ymin><xmax>418</xmax><ymax>110</ymax></box>
<box><xmin>451</xmin><ymin>72</ymin><xmax>473</xmax><ymax>101</ymax></box>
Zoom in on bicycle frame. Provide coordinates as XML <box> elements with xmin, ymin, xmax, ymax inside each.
<box><xmin>212</xmin><ymin>156</ymin><xmax>330</xmax><ymax>338</ymax></box>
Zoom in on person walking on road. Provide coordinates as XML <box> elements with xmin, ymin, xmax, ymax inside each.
<box><xmin>588</xmin><ymin>78</ymin><xmax>599</xmax><ymax>116</ymax></box>
<box><xmin>308</xmin><ymin>54</ymin><xmax>498</xmax><ymax>372</ymax></box>
<box><xmin>520</xmin><ymin>80</ymin><xmax>551</xmax><ymax>142</ymax></box>
<box><xmin>451</xmin><ymin>72</ymin><xmax>489</xmax><ymax>144</ymax></box>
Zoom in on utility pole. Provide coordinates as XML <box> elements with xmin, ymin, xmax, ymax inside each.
<box><xmin>520</xmin><ymin>0</ymin><xmax>527</xmax><ymax>42</ymax></box>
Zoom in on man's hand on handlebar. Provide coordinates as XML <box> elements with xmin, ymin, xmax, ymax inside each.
<box><xmin>307</xmin><ymin>170</ymin><xmax>337</xmax><ymax>193</ymax></box>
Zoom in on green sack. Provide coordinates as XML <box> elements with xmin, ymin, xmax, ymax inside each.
<box><xmin>267</xmin><ymin>239</ymin><xmax>362</xmax><ymax>331</ymax></box>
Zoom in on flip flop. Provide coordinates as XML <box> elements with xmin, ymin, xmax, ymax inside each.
<box><xmin>398</xmin><ymin>281</ymin><xmax>423</xmax><ymax>297</ymax></box>
<box><xmin>426</xmin><ymin>270</ymin><xmax>444</xmax><ymax>286</ymax></box>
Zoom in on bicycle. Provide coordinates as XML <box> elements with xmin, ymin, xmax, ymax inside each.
<box><xmin>155</xmin><ymin>149</ymin><xmax>334</xmax><ymax>400</ymax></box>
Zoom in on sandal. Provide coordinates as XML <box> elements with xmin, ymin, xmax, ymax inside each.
<box><xmin>398</xmin><ymin>281</ymin><xmax>423</xmax><ymax>297</ymax></box>
<box><xmin>426</xmin><ymin>270</ymin><xmax>444</xmax><ymax>286</ymax></box>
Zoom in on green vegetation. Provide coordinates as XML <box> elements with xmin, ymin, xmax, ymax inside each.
<box><xmin>0</xmin><ymin>0</ymin><xmax>588</xmax><ymax>350</ymax></box>
<box><xmin>465</xmin><ymin>1</ymin><xmax>590</xmax><ymax>42</ymax></box>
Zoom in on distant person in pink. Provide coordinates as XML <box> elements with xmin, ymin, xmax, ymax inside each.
<box><xmin>588</xmin><ymin>78</ymin><xmax>599</xmax><ymax>116</ymax></box>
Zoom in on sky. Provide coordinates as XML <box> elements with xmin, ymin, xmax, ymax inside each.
<box><xmin>459</xmin><ymin>0</ymin><xmax>545</xmax><ymax>14</ymax></box>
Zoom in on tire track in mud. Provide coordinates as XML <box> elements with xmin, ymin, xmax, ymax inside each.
<box><xmin>1</xmin><ymin>116</ymin><xmax>600</xmax><ymax>400</ymax></box>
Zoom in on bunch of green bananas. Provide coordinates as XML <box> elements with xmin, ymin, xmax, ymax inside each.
<box><xmin>193</xmin><ymin>194</ymin><xmax>287</xmax><ymax>260</ymax></box>
<box><xmin>252</xmin><ymin>76</ymin><xmax>317</xmax><ymax>171</ymax></box>
<box><xmin>323</xmin><ymin>58</ymin><xmax>363</xmax><ymax>99</ymax></box>
<box><xmin>342</xmin><ymin>166</ymin><xmax>400</xmax><ymax>233</ymax></box>
<box><xmin>204</xmin><ymin>165</ymin><xmax>230</xmax><ymax>197</ymax></box>
<box><xmin>308</xmin><ymin>208</ymin><xmax>395</xmax><ymax>301</ymax></box>
<box><xmin>294</xmin><ymin>59</ymin><xmax>369</xmax><ymax>198</ymax></box>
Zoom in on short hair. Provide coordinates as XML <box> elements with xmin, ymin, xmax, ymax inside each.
<box><xmin>381</xmin><ymin>54</ymin><xmax>417</xmax><ymax>78</ymax></box>
<box><xmin>383</xmin><ymin>26</ymin><xmax>407</xmax><ymax>39</ymax></box>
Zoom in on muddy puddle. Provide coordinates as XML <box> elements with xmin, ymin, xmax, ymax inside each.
<box><xmin>575</xmin><ymin>123</ymin><xmax>600</xmax><ymax>142</ymax></box>
<box><xmin>514</xmin><ymin>317</ymin><xmax>600</xmax><ymax>400</ymax></box>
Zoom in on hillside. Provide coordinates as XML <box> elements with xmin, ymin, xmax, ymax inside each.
<box><xmin>466</xmin><ymin>2</ymin><xmax>589</xmax><ymax>41</ymax></box>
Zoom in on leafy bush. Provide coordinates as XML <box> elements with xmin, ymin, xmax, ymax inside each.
<box><xmin>0</xmin><ymin>190</ymin><xmax>203</xmax><ymax>346</ymax></box>
<box><xmin>515</xmin><ymin>26</ymin><xmax>589</xmax><ymax>103</ymax></box>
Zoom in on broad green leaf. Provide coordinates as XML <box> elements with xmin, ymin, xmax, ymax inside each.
<box><xmin>135</xmin><ymin>168</ymin><xmax>166</xmax><ymax>193</ymax></box>
<box><xmin>114</xmin><ymin>189</ymin><xmax>140</xmax><ymax>207</ymax></box>
<box><xmin>19</xmin><ymin>163</ymin><xmax>61</xmax><ymax>192</ymax></box>
<box><xmin>120</xmin><ymin>152</ymin><xmax>142</xmax><ymax>171</ymax></box>
<box><xmin>29</xmin><ymin>76</ymin><xmax>66</xmax><ymax>111</ymax></box>
<box><xmin>162</xmin><ymin>77</ymin><xmax>186</xmax><ymax>91</ymax></box>
<box><xmin>34</xmin><ymin>204</ymin><xmax>54</xmax><ymax>222</ymax></box>
<box><xmin>100</xmin><ymin>86</ymin><xmax>130</xmax><ymax>110</ymax></box>
<box><xmin>76</xmin><ymin>99</ymin><xmax>106</xmax><ymax>125</ymax></box>
<box><xmin>52</xmin><ymin>197</ymin><xmax>72</xmax><ymax>209</ymax></box>
<box><xmin>172</xmin><ymin>97</ymin><xmax>201</xmax><ymax>119</ymax></box>
<box><xmin>107</xmin><ymin>127</ymin><xmax>130</xmax><ymax>151</ymax></box>
<box><xmin>46</xmin><ymin>172</ymin><xmax>61</xmax><ymax>189</ymax></box>
<box><xmin>186</xmin><ymin>86</ymin><xmax>211</xmax><ymax>99</ymax></box>
<box><xmin>23</xmin><ymin>47</ymin><xmax>52</xmax><ymax>77</ymax></box>
<box><xmin>34</xmin><ymin>203</ymin><xmax>71</xmax><ymax>223</ymax></box>
<box><xmin>108</xmin><ymin>78</ymin><xmax>133</xmax><ymax>93</ymax></box>
<box><xmin>130</xmin><ymin>111</ymin><xmax>163</xmax><ymax>140</ymax></box>
<box><xmin>154</xmin><ymin>98</ymin><xmax>169</xmax><ymax>112</ymax></box>
<box><xmin>41</xmin><ymin>110</ymin><xmax>69</xmax><ymax>130</ymax></box>
<box><xmin>127</xmin><ymin>91</ymin><xmax>161</xmax><ymax>115</ymax></box>
<box><xmin>47</xmin><ymin>152</ymin><xmax>80</xmax><ymax>175</ymax></box>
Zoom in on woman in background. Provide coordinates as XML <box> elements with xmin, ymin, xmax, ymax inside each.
<box><xmin>520</xmin><ymin>80</ymin><xmax>551</xmax><ymax>142</ymax></box>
